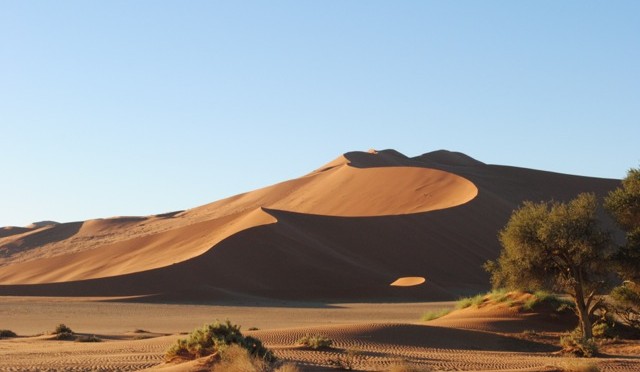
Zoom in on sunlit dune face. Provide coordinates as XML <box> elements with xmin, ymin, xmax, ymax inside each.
<box><xmin>273</xmin><ymin>166</ymin><xmax>478</xmax><ymax>217</ymax></box>
<box><xmin>0</xmin><ymin>164</ymin><xmax>478</xmax><ymax>285</ymax></box>
<box><xmin>390</xmin><ymin>277</ymin><xmax>426</xmax><ymax>287</ymax></box>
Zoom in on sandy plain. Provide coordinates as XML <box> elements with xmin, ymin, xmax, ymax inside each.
<box><xmin>1</xmin><ymin>296</ymin><xmax>639</xmax><ymax>371</ymax></box>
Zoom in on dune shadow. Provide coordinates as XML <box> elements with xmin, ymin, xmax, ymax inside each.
<box><xmin>154</xmin><ymin>210</ymin><xmax>184</xmax><ymax>219</ymax></box>
<box><xmin>350</xmin><ymin>324</ymin><xmax>557</xmax><ymax>353</ymax></box>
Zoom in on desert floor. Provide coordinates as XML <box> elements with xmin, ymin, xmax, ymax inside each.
<box><xmin>0</xmin><ymin>297</ymin><xmax>638</xmax><ymax>371</ymax></box>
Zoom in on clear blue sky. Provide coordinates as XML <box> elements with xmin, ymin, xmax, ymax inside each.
<box><xmin>1</xmin><ymin>1</ymin><xmax>638</xmax><ymax>227</ymax></box>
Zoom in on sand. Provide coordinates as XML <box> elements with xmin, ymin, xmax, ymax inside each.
<box><xmin>0</xmin><ymin>149</ymin><xmax>632</xmax><ymax>370</ymax></box>
<box><xmin>0</xmin><ymin>296</ymin><xmax>638</xmax><ymax>371</ymax></box>
<box><xmin>0</xmin><ymin>150</ymin><xmax>619</xmax><ymax>301</ymax></box>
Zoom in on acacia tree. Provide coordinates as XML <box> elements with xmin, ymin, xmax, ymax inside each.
<box><xmin>485</xmin><ymin>193</ymin><xmax>612</xmax><ymax>340</ymax></box>
<box><xmin>604</xmin><ymin>167</ymin><xmax>640</xmax><ymax>280</ymax></box>
<box><xmin>604</xmin><ymin>167</ymin><xmax>640</xmax><ymax>329</ymax></box>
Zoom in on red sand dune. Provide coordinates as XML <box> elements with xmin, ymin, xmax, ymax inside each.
<box><xmin>0</xmin><ymin>149</ymin><xmax>619</xmax><ymax>301</ymax></box>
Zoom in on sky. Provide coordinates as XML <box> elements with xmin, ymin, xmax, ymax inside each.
<box><xmin>1</xmin><ymin>1</ymin><xmax>638</xmax><ymax>227</ymax></box>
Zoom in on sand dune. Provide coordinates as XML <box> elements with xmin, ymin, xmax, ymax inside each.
<box><xmin>0</xmin><ymin>149</ymin><xmax>620</xmax><ymax>300</ymax></box>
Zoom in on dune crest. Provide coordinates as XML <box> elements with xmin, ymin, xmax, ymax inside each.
<box><xmin>0</xmin><ymin>208</ymin><xmax>277</xmax><ymax>284</ymax></box>
<box><xmin>0</xmin><ymin>149</ymin><xmax>620</xmax><ymax>299</ymax></box>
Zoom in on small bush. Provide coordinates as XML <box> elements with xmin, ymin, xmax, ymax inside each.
<box><xmin>54</xmin><ymin>332</ymin><xmax>75</xmax><ymax>341</ymax></box>
<box><xmin>0</xmin><ymin>330</ymin><xmax>17</xmax><ymax>338</ymax></box>
<box><xmin>76</xmin><ymin>334</ymin><xmax>101</xmax><ymax>343</ymax></box>
<box><xmin>560</xmin><ymin>329</ymin><xmax>598</xmax><ymax>357</ymax></box>
<box><xmin>165</xmin><ymin>320</ymin><xmax>274</xmax><ymax>363</ymax></box>
<box><xmin>610</xmin><ymin>283</ymin><xmax>640</xmax><ymax>330</ymax></box>
<box><xmin>592</xmin><ymin>322</ymin><xmax>614</xmax><ymax>339</ymax></box>
<box><xmin>421</xmin><ymin>308</ymin><xmax>450</xmax><ymax>321</ymax></box>
<box><xmin>54</xmin><ymin>324</ymin><xmax>73</xmax><ymax>334</ymax></box>
<box><xmin>328</xmin><ymin>349</ymin><xmax>361</xmax><ymax>370</ymax></box>
<box><xmin>455</xmin><ymin>293</ymin><xmax>485</xmax><ymax>309</ymax></box>
<box><xmin>296</xmin><ymin>334</ymin><xmax>332</xmax><ymax>349</ymax></box>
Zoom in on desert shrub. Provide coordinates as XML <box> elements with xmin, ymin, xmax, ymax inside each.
<box><xmin>0</xmin><ymin>330</ymin><xmax>17</xmax><ymax>338</ymax></box>
<box><xmin>165</xmin><ymin>320</ymin><xmax>274</xmax><ymax>363</ymax></box>
<box><xmin>213</xmin><ymin>344</ymin><xmax>269</xmax><ymax>372</ymax></box>
<box><xmin>610</xmin><ymin>282</ymin><xmax>640</xmax><ymax>330</ymax></box>
<box><xmin>421</xmin><ymin>308</ymin><xmax>450</xmax><ymax>321</ymax></box>
<box><xmin>455</xmin><ymin>293</ymin><xmax>485</xmax><ymax>309</ymax></box>
<box><xmin>76</xmin><ymin>334</ymin><xmax>101</xmax><ymax>342</ymax></box>
<box><xmin>53</xmin><ymin>332</ymin><xmax>75</xmax><ymax>341</ymax></box>
<box><xmin>53</xmin><ymin>324</ymin><xmax>73</xmax><ymax>334</ymax></box>
<box><xmin>296</xmin><ymin>334</ymin><xmax>332</xmax><ymax>349</ymax></box>
<box><xmin>387</xmin><ymin>361</ymin><xmax>432</xmax><ymax>372</ymax></box>
<box><xmin>591</xmin><ymin>322</ymin><xmax>615</xmax><ymax>339</ymax></box>
<box><xmin>211</xmin><ymin>345</ymin><xmax>298</xmax><ymax>372</ymax></box>
<box><xmin>560</xmin><ymin>329</ymin><xmax>598</xmax><ymax>357</ymax></box>
<box><xmin>523</xmin><ymin>291</ymin><xmax>574</xmax><ymax>313</ymax></box>
<box><xmin>328</xmin><ymin>349</ymin><xmax>361</xmax><ymax>370</ymax></box>
<box><xmin>248</xmin><ymin>327</ymin><xmax>260</xmax><ymax>331</ymax></box>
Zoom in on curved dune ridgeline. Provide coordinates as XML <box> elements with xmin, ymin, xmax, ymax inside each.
<box><xmin>0</xmin><ymin>150</ymin><xmax>620</xmax><ymax>300</ymax></box>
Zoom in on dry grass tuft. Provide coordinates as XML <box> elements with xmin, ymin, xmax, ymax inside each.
<box><xmin>296</xmin><ymin>334</ymin><xmax>332</xmax><ymax>349</ymax></box>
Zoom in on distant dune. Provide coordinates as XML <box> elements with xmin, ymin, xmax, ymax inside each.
<box><xmin>0</xmin><ymin>150</ymin><xmax>619</xmax><ymax>301</ymax></box>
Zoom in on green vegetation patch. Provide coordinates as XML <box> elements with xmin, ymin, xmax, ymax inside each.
<box><xmin>165</xmin><ymin>320</ymin><xmax>274</xmax><ymax>362</ymax></box>
<box><xmin>296</xmin><ymin>334</ymin><xmax>333</xmax><ymax>349</ymax></box>
<box><xmin>421</xmin><ymin>308</ymin><xmax>451</xmax><ymax>321</ymax></box>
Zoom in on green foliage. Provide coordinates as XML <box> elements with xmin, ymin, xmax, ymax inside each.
<box><xmin>609</xmin><ymin>281</ymin><xmax>640</xmax><ymax>330</ymax></box>
<box><xmin>455</xmin><ymin>293</ymin><xmax>485</xmax><ymax>309</ymax></box>
<box><xmin>560</xmin><ymin>328</ymin><xmax>598</xmax><ymax>357</ymax></box>
<box><xmin>54</xmin><ymin>324</ymin><xmax>73</xmax><ymax>335</ymax></box>
<box><xmin>421</xmin><ymin>308</ymin><xmax>451</xmax><ymax>321</ymax></box>
<box><xmin>296</xmin><ymin>334</ymin><xmax>332</xmax><ymax>349</ymax></box>
<box><xmin>604</xmin><ymin>167</ymin><xmax>640</xmax><ymax>333</ymax></box>
<box><xmin>604</xmin><ymin>167</ymin><xmax>640</xmax><ymax>234</ymax></box>
<box><xmin>485</xmin><ymin>193</ymin><xmax>613</xmax><ymax>339</ymax></box>
<box><xmin>591</xmin><ymin>323</ymin><xmax>614</xmax><ymax>339</ymax></box>
<box><xmin>522</xmin><ymin>291</ymin><xmax>574</xmax><ymax>313</ymax></box>
<box><xmin>0</xmin><ymin>330</ymin><xmax>17</xmax><ymax>338</ymax></box>
<box><xmin>488</xmin><ymin>288</ymin><xmax>510</xmax><ymax>303</ymax></box>
<box><xmin>165</xmin><ymin>320</ymin><xmax>274</xmax><ymax>363</ymax></box>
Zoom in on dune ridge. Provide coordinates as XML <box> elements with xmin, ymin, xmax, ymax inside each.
<box><xmin>0</xmin><ymin>149</ymin><xmax>620</xmax><ymax>300</ymax></box>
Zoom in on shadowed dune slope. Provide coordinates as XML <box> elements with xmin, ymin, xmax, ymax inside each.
<box><xmin>0</xmin><ymin>149</ymin><xmax>620</xmax><ymax>300</ymax></box>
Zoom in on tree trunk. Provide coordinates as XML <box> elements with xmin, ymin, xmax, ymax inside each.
<box><xmin>574</xmin><ymin>287</ymin><xmax>593</xmax><ymax>339</ymax></box>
